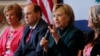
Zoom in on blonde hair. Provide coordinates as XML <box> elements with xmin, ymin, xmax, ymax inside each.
<box><xmin>53</xmin><ymin>3</ymin><xmax>75</xmax><ymax>25</ymax></box>
<box><xmin>3</xmin><ymin>3</ymin><xmax>22</xmax><ymax>21</ymax></box>
<box><xmin>89</xmin><ymin>5</ymin><xmax>100</xmax><ymax>33</ymax></box>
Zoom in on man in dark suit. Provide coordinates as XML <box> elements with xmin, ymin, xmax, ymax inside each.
<box><xmin>14</xmin><ymin>3</ymin><xmax>48</xmax><ymax>56</ymax></box>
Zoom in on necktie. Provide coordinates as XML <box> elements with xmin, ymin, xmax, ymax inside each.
<box><xmin>26</xmin><ymin>29</ymin><xmax>33</xmax><ymax>43</ymax></box>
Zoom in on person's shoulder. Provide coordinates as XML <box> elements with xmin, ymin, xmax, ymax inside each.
<box><xmin>24</xmin><ymin>25</ymin><xmax>30</xmax><ymax>30</ymax></box>
<box><xmin>70</xmin><ymin>25</ymin><xmax>84</xmax><ymax>34</ymax></box>
<box><xmin>39</xmin><ymin>19</ymin><xmax>48</xmax><ymax>25</ymax></box>
<box><xmin>37</xmin><ymin>19</ymin><xmax>48</xmax><ymax>28</ymax></box>
<box><xmin>0</xmin><ymin>27</ymin><xmax>9</xmax><ymax>36</ymax></box>
<box><xmin>2</xmin><ymin>26</ymin><xmax>9</xmax><ymax>31</ymax></box>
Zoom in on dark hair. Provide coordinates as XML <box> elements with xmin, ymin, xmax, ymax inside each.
<box><xmin>34</xmin><ymin>5</ymin><xmax>42</xmax><ymax>16</ymax></box>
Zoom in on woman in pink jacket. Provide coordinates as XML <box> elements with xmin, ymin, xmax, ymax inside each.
<box><xmin>0</xmin><ymin>3</ymin><xmax>24</xmax><ymax>56</ymax></box>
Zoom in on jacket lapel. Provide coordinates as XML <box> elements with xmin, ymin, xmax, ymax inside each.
<box><xmin>22</xmin><ymin>26</ymin><xmax>30</xmax><ymax>46</ymax></box>
<box><xmin>25</xmin><ymin>29</ymin><xmax>38</xmax><ymax>48</ymax></box>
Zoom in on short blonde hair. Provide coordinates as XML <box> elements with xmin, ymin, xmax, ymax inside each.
<box><xmin>53</xmin><ymin>3</ymin><xmax>75</xmax><ymax>25</ymax></box>
<box><xmin>89</xmin><ymin>5</ymin><xmax>100</xmax><ymax>33</ymax></box>
<box><xmin>3</xmin><ymin>3</ymin><xmax>22</xmax><ymax>21</ymax></box>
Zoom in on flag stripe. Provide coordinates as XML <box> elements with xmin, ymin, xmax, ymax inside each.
<box><xmin>31</xmin><ymin>0</ymin><xmax>37</xmax><ymax>4</ymax></box>
<box><xmin>39</xmin><ymin>0</ymin><xmax>50</xmax><ymax>24</ymax></box>
<box><xmin>41</xmin><ymin>0</ymin><xmax>53</xmax><ymax>24</ymax></box>
<box><xmin>48</xmin><ymin>0</ymin><xmax>53</xmax><ymax>11</ymax></box>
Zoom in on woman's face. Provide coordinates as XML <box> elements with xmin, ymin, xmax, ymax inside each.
<box><xmin>53</xmin><ymin>7</ymin><xmax>70</xmax><ymax>29</ymax></box>
<box><xmin>88</xmin><ymin>17</ymin><xmax>94</xmax><ymax>29</ymax></box>
<box><xmin>5</xmin><ymin>10</ymin><xmax>19</xmax><ymax>25</ymax></box>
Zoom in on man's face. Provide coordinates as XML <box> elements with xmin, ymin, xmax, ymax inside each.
<box><xmin>23</xmin><ymin>5</ymin><xmax>39</xmax><ymax>26</ymax></box>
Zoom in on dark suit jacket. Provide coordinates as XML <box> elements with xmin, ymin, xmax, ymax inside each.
<box><xmin>14</xmin><ymin>19</ymin><xmax>48</xmax><ymax>56</ymax></box>
<box><xmin>46</xmin><ymin>25</ymin><xmax>85</xmax><ymax>56</ymax></box>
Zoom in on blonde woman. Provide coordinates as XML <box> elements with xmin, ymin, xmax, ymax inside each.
<box><xmin>40</xmin><ymin>3</ymin><xmax>85</xmax><ymax>56</ymax></box>
<box><xmin>79</xmin><ymin>5</ymin><xmax>100</xmax><ymax>56</ymax></box>
<box><xmin>0</xmin><ymin>4</ymin><xmax>24</xmax><ymax>56</ymax></box>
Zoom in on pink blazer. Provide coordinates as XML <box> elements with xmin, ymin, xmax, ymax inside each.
<box><xmin>0</xmin><ymin>26</ymin><xmax>24</xmax><ymax>56</ymax></box>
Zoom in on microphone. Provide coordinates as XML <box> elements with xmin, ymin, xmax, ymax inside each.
<box><xmin>44</xmin><ymin>29</ymin><xmax>49</xmax><ymax>39</ymax></box>
<box><xmin>44</xmin><ymin>24</ymin><xmax>53</xmax><ymax>39</ymax></box>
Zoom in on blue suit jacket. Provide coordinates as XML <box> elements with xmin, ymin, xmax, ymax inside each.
<box><xmin>14</xmin><ymin>19</ymin><xmax>48</xmax><ymax>56</ymax></box>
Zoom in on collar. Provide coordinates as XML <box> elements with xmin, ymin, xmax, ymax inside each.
<box><xmin>29</xmin><ymin>21</ymin><xmax>38</xmax><ymax>29</ymax></box>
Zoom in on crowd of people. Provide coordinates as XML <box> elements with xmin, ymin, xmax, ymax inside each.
<box><xmin>0</xmin><ymin>2</ymin><xmax>100</xmax><ymax>56</ymax></box>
